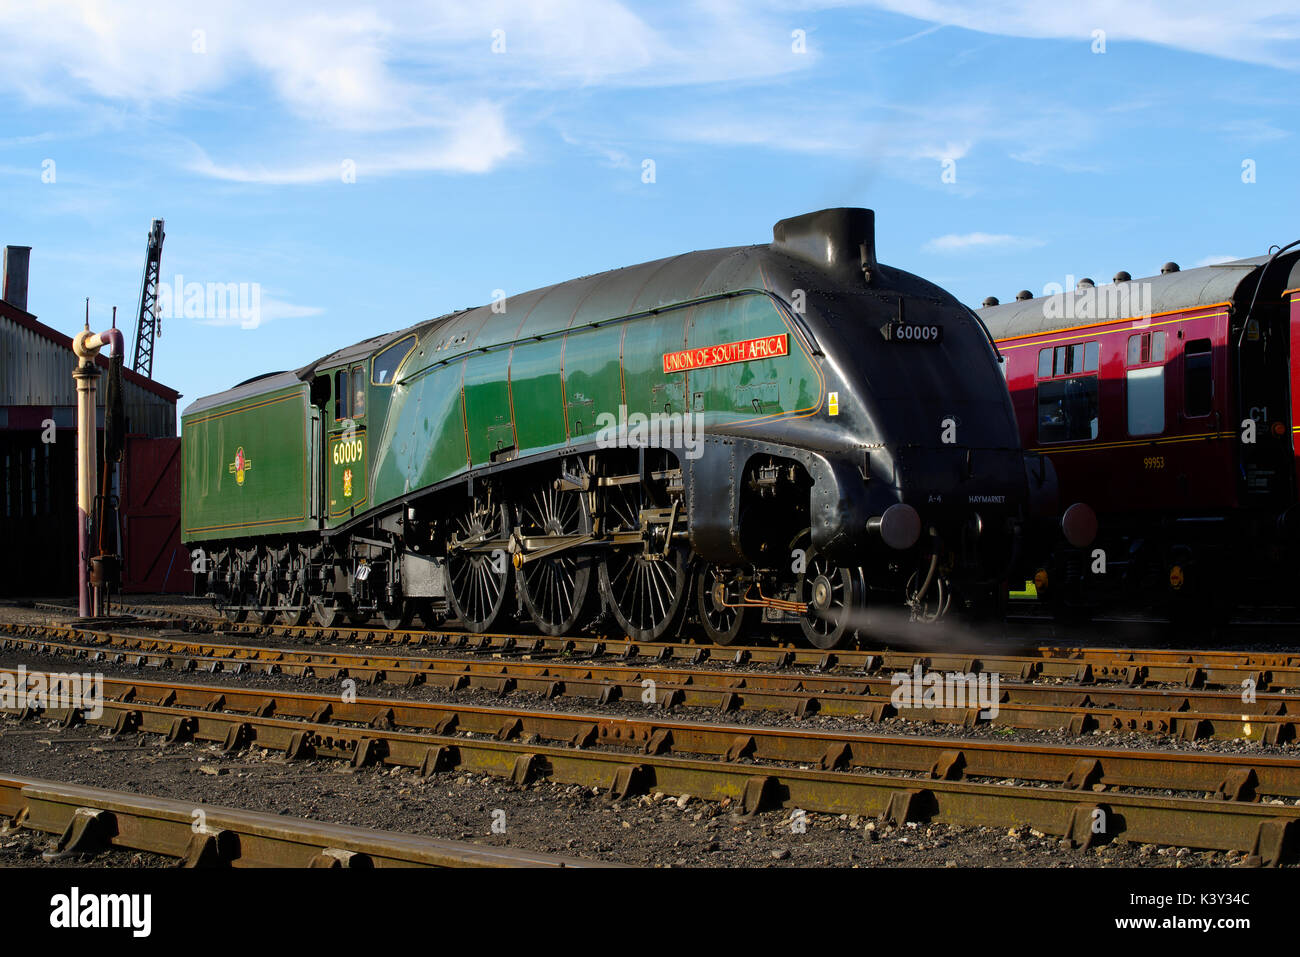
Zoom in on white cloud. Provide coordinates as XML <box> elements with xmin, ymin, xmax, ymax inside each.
<box><xmin>855</xmin><ymin>1</ymin><xmax>1300</xmax><ymax>71</ymax></box>
<box><xmin>185</xmin><ymin>102</ymin><xmax>518</xmax><ymax>183</ymax></box>
<box><xmin>0</xmin><ymin>1</ymin><xmax>818</xmax><ymax>184</ymax></box>
<box><xmin>1220</xmin><ymin>119</ymin><xmax>1292</xmax><ymax>143</ymax></box>
<box><xmin>0</xmin><ymin>1</ymin><xmax>812</xmax><ymax>112</ymax></box>
<box><xmin>196</xmin><ymin>295</ymin><xmax>324</xmax><ymax>328</ymax></box>
<box><xmin>2</xmin><ymin>0</ymin><xmax>1292</xmax><ymax>193</ymax></box>
<box><xmin>924</xmin><ymin>232</ymin><xmax>1045</xmax><ymax>252</ymax></box>
<box><xmin>1193</xmin><ymin>254</ymin><xmax>1241</xmax><ymax>267</ymax></box>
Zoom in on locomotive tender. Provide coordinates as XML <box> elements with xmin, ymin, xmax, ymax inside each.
<box><xmin>183</xmin><ymin>208</ymin><xmax>1034</xmax><ymax>648</ymax></box>
<box><xmin>980</xmin><ymin>246</ymin><xmax>1300</xmax><ymax>620</ymax></box>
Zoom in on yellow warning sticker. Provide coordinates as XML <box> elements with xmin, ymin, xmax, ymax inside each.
<box><xmin>828</xmin><ymin>392</ymin><xmax>839</xmax><ymax>416</ymax></box>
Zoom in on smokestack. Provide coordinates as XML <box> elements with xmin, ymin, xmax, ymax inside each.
<box><xmin>772</xmin><ymin>208</ymin><xmax>876</xmax><ymax>282</ymax></box>
<box><xmin>2</xmin><ymin>246</ymin><xmax>31</xmax><ymax>313</ymax></box>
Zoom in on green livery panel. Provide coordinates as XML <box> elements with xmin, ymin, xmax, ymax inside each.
<box><xmin>367</xmin><ymin>288</ymin><xmax>820</xmax><ymax>509</ymax></box>
<box><xmin>328</xmin><ymin>426</ymin><xmax>368</xmax><ymax>519</ymax></box>
<box><xmin>182</xmin><ymin>384</ymin><xmax>314</xmax><ymax>542</ymax></box>
<box><xmin>184</xmin><ymin>257</ymin><xmax>824</xmax><ymax>545</ymax></box>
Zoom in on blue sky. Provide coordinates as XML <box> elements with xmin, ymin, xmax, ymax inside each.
<box><xmin>1</xmin><ymin>1</ymin><xmax>1297</xmax><ymax>415</ymax></box>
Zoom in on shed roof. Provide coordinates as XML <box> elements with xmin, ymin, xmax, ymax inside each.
<box><xmin>0</xmin><ymin>299</ymin><xmax>181</xmax><ymax>402</ymax></box>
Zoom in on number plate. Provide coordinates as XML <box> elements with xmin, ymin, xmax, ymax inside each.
<box><xmin>883</xmin><ymin>322</ymin><xmax>942</xmax><ymax>343</ymax></box>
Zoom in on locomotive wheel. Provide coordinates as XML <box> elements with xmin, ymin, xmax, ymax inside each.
<box><xmin>905</xmin><ymin>568</ymin><xmax>950</xmax><ymax>623</ymax></box>
<box><xmin>600</xmin><ymin>546</ymin><xmax>687</xmax><ymax>642</ymax></box>
<box><xmin>419</xmin><ymin>600</ymin><xmax>446</xmax><ymax>630</ymax></box>
<box><xmin>253</xmin><ymin>550</ymin><xmax>279</xmax><ymax>626</ymax></box>
<box><xmin>797</xmin><ymin>548</ymin><xmax>863</xmax><ymax>649</ymax></box>
<box><xmin>220</xmin><ymin>602</ymin><xmax>247</xmax><ymax>623</ymax></box>
<box><xmin>378</xmin><ymin>599</ymin><xmax>415</xmax><ymax>631</ymax></box>
<box><xmin>515</xmin><ymin>485</ymin><xmax>597</xmax><ymax>636</ymax></box>
<box><xmin>311</xmin><ymin>596</ymin><xmax>342</xmax><ymax>628</ymax></box>
<box><xmin>446</xmin><ymin>499</ymin><xmax>514</xmax><ymax>633</ymax></box>
<box><xmin>695</xmin><ymin>564</ymin><xmax>751</xmax><ymax>646</ymax></box>
<box><xmin>597</xmin><ymin>460</ymin><xmax>687</xmax><ymax>642</ymax></box>
<box><xmin>216</xmin><ymin>549</ymin><xmax>249</xmax><ymax>623</ymax></box>
<box><xmin>277</xmin><ymin>550</ymin><xmax>310</xmax><ymax>626</ymax></box>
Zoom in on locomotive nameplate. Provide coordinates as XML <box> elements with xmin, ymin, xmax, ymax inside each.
<box><xmin>883</xmin><ymin>322</ymin><xmax>942</xmax><ymax>343</ymax></box>
<box><xmin>662</xmin><ymin>334</ymin><xmax>788</xmax><ymax>374</ymax></box>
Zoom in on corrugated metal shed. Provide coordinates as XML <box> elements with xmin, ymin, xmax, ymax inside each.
<box><xmin>1</xmin><ymin>299</ymin><xmax>179</xmax><ymax>437</ymax></box>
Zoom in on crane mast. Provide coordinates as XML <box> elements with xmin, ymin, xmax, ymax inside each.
<box><xmin>130</xmin><ymin>218</ymin><xmax>165</xmax><ymax>378</ymax></box>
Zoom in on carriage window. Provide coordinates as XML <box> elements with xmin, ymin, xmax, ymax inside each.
<box><xmin>352</xmin><ymin>367</ymin><xmax>366</xmax><ymax>416</ymax></box>
<box><xmin>372</xmin><ymin>335</ymin><xmax>417</xmax><ymax>385</ymax></box>
<box><xmin>1040</xmin><ymin>342</ymin><xmax>1098</xmax><ymax>379</ymax></box>
<box><xmin>1127</xmin><ymin>330</ymin><xmax>1166</xmax><ymax>366</ymax></box>
<box><xmin>1127</xmin><ymin>366</ymin><xmax>1165</xmax><ymax>435</ymax></box>
<box><xmin>1037</xmin><ymin>377</ymin><xmax>1099</xmax><ymax>444</ymax></box>
<box><xmin>1127</xmin><ymin>334</ymin><xmax>1142</xmax><ymax>365</ymax></box>
<box><xmin>334</xmin><ymin>370</ymin><xmax>349</xmax><ymax>420</ymax></box>
<box><xmin>1184</xmin><ymin>338</ymin><xmax>1213</xmax><ymax>417</ymax></box>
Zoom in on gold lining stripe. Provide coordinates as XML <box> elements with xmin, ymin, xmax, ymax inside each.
<box><xmin>1038</xmin><ymin>431</ymin><xmax>1232</xmax><ymax>455</ymax></box>
<box><xmin>186</xmin><ymin>390</ymin><xmax>300</xmax><ymax>425</ymax></box>
<box><xmin>998</xmin><ymin>311</ymin><xmax>1227</xmax><ymax>351</ymax></box>
<box><xmin>184</xmin><ymin>514</ymin><xmax>308</xmax><ymax>534</ymax></box>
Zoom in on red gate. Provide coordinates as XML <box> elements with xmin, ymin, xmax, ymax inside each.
<box><xmin>121</xmin><ymin>436</ymin><xmax>191</xmax><ymax>593</ymax></box>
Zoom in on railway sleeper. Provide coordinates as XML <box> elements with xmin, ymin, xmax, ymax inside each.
<box><xmin>9</xmin><ymin>699</ymin><xmax>1300</xmax><ymax>861</ymax></box>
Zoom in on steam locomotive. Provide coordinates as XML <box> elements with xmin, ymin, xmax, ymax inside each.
<box><xmin>183</xmin><ymin>208</ymin><xmax>1050</xmax><ymax>648</ymax></box>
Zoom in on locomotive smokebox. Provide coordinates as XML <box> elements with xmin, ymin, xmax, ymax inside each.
<box><xmin>772</xmin><ymin>207</ymin><xmax>876</xmax><ymax>280</ymax></box>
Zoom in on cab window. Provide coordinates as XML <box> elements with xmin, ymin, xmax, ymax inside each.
<box><xmin>372</xmin><ymin>335</ymin><xmax>417</xmax><ymax>385</ymax></box>
<box><xmin>352</xmin><ymin>367</ymin><xmax>366</xmax><ymax>416</ymax></box>
<box><xmin>334</xmin><ymin>370</ymin><xmax>350</xmax><ymax>420</ymax></box>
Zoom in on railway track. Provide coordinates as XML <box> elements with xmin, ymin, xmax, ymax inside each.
<box><xmin>22</xmin><ymin>601</ymin><xmax>1300</xmax><ymax>676</ymax></box>
<box><xmin>0</xmin><ymin>774</ymin><xmax>603</xmax><ymax>867</ymax></box>
<box><xmin>214</xmin><ymin>622</ymin><xmax>1300</xmax><ymax>687</ymax></box>
<box><xmin>3</xmin><ymin>623</ymin><xmax>1298</xmax><ymax>743</ymax></box>
<box><xmin>3</xmin><ymin>667</ymin><xmax>1298</xmax><ymax>863</ymax></box>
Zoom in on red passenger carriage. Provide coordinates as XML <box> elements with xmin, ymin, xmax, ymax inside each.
<box><xmin>979</xmin><ymin>251</ymin><xmax>1300</xmax><ymax>621</ymax></box>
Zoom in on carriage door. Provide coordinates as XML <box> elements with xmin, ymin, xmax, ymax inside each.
<box><xmin>1237</xmin><ymin>301</ymin><xmax>1292</xmax><ymax>507</ymax></box>
<box><xmin>328</xmin><ymin>365</ymin><xmax>368</xmax><ymax>523</ymax></box>
<box><xmin>1291</xmin><ymin>289</ymin><xmax>1300</xmax><ymax>493</ymax></box>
